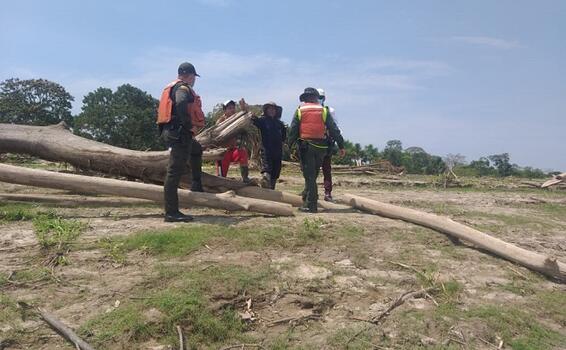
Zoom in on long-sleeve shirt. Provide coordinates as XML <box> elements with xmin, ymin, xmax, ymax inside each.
<box><xmin>288</xmin><ymin>106</ymin><xmax>344</xmax><ymax>149</ymax></box>
<box><xmin>252</xmin><ymin>115</ymin><xmax>287</xmax><ymax>156</ymax></box>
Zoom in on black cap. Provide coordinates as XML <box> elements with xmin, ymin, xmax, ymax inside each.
<box><xmin>299</xmin><ymin>87</ymin><xmax>320</xmax><ymax>102</ymax></box>
<box><xmin>178</xmin><ymin>62</ymin><xmax>200</xmax><ymax>77</ymax></box>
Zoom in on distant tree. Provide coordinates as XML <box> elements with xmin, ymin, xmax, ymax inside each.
<box><xmin>0</xmin><ymin>78</ymin><xmax>74</xmax><ymax>125</ymax></box>
<box><xmin>382</xmin><ymin>139</ymin><xmax>403</xmax><ymax>166</ymax></box>
<box><xmin>73</xmin><ymin>84</ymin><xmax>162</xmax><ymax>151</ymax></box>
<box><xmin>333</xmin><ymin>139</ymin><xmax>355</xmax><ymax>165</ymax></box>
<box><xmin>401</xmin><ymin>150</ymin><xmax>425</xmax><ymax>174</ymax></box>
<box><xmin>467</xmin><ymin>157</ymin><xmax>493</xmax><ymax>176</ymax></box>
<box><xmin>444</xmin><ymin>153</ymin><xmax>466</xmax><ymax>172</ymax></box>
<box><xmin>401</xmin><ymin>148</ymin><xmax>446</xmax><ymax>175</ymax></box>
<box><xmin>519</xmin><ymin>166</ymin><xmax>546</xmax><ymax>179</ymax></box>
<box><xmin>426</xmin><ymin>155</ymin><xmax>447</xmax><ymax>175</ymax></box>
<box><xmin>489</xmin><ymin>153</ymin><xmax>513</xmax><ymax>177</ymax></box>
<box><xmin>363</xmin><ymin>144</ymin><xmax>380</xmax><ymax>163</ymax></box>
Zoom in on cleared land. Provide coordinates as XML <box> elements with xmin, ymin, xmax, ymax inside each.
<box><xmin>1</xmin><ymin>163</ymin><xmax>565</xmax><ymax>349</ymax></box>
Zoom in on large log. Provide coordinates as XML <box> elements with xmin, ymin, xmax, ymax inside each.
<box><xmin>0</xmin><ymin>193</ymin><xmax>153</xmax><ymax>207</ymax></box>
<box><xmin>0</xmin><ymin>163</ymin><xmax>294</xmax><ymax>216</ymax></box>
<box><xmin>338</xmin><ymin>193</ymin><xmax>566</xmax><ymax>282</ymax></box>
<box><xmin>542</xmin><ymin>172</ymin><xmax>565</xmax><ymax>188</ymax></box>
<box><xmin>0</xmin><ymin>122</ymin><xmax>238</xmax><ymax>190</ymax></box>
<box><xmin>0</xmin><ymin>122</ymin><xmax>339</xmax><ymax>209</ymax></box>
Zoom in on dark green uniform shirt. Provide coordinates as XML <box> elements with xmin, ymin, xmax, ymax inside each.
<box><xmin>170</xmin><ymin>82</ymin><xmax>195</xmax><ymax>130</ymax></box>
<box><xmin>288</xmin><ymin>106</ymin><xmax>344</xmax><ymax>149</ymax></box>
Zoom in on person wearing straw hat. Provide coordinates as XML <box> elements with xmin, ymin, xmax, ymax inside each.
<box><xmin>251</xmin><ymin>101</ymin><xmax>286</xmax><ymax>189</ymax></box>
<box><xmin>288</xmin><ymin>87</ymin><xmax>345</xmax><ymax>213</ymax></box>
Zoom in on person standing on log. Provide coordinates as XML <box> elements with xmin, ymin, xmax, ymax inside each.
<box><xmin>317</xmin><ymin>88</ymin><xmax>340</xmax><ymax>202</ymax></box>
<box><xmin>157</xmin><ymin>62</ymin><xmax>206</xmax><ymax>222</ymax></box>
<box><xmin>288</xmin><ymin>88</ymin><xmax>345</xmax><ymax>213</ymax></box>
<box><xmin>215</xmin><ymin>99</ymin><xmax>250</xmax><ymax>183</ymax></box>
<box><xmin>251</xmin><ymin>101</ymin><xmax>286</xmax><ymax>189</ymax></box>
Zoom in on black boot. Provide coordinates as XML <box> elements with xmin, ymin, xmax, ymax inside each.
<box><xmin>324</xmin><ymin>190</ymin><xmax>334</xmax><ymax>202</ymax></box>
<box><xmin>260</xmin><ymin>172</ymin><xmax>271</xmax><ymax>188</ymax></box>
<box><xmin>241</xmin><ymin>166</ymin><xmax>250</xmax><ymax>183</ymax></box>
<box><xmin>190</xmin><ymin>181</ymin><xmax>204</xmax><ymax>192</ymax></box>
<box><xmin>298</xmin><ymin>207</ymin><xmax>318</xmax><ymax>213</ymax></box>
<box><xmin>164</xmin><ymin>211</ymin><xmax>194</xmax><ymax>222</ymax></box>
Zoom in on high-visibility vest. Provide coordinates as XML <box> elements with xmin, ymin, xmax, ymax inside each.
<box><xmin>157</xmin><ymin>79</ymin><xmax>205</xmax><ymax>135</ymax></box>
<box><xmin>297</xmin><ymin>103</ymin><xmax>328</xmax><ymax>139</ymax></box>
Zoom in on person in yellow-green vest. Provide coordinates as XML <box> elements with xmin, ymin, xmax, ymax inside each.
<box><xmin>288</xmin><ymin>87</ymin><xmax>345</xmax><ymax>213</ymax></box>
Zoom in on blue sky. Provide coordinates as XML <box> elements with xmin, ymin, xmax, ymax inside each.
<box><xmin>2</xmin><ymin>0</ymin><xmax>565</xmax><ymax>170</ymax></box>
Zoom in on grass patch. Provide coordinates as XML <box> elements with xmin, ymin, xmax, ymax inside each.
<box><xmin>119</xmin><ymin>225</ymin><xmax>218</xmax><ymax>257</ymax></box>
<box><xmin>500</xmin><ymin>278</ymin><xmax>537</xmax><ymax>296</ymax></box>
<box><xmin>97</xmin><ymin>237</ymin><xmax>127</xmax><ymax>264</ymax></box>
<box><xmin>327</xmin><ymin>325</ymin><xmax>376</xmax><ymax>349</ymax></box>
<box><xmin>113</xmin><ymin>218</ymin><xmax>355</xmax><ymax>258</ymax></box>
<box><xmin>536</xmin><ymin>290</ymin><xmax>566</xmax><ymax>326</ymax></box>
<box><xmin>0</xmin><ymin>293</ymin><xmax>20</xmax><ymax>324</ymax></box>
<box><xmin>33</xmin><ymin>215</ymin><xmax>86</xmax><ymax>249</ymax></box>
<box><xmin>81</xmin><ymin>264</ymin><xmax>270</xmax><ymax>348</ymax></box>
<box><xmin>1</xmin><ymin>267</ymin><xmax>53</xmax><ymax>286</ymax></box>
<box><xmin>33</xmin><ymin>214</ymin><xmax>87</xmax><ymax>266</ymax></box>
<box><xmin>466</xmin><ymin>306</ymin><xmax>565</xmax><ymax>350</ymax></box>
<box><xmin>0</xmin><ymin>203</ymin><xmax>56</xmax><ymax>222</ymax></box>
<box><xmin>432</xmin><ymin>303</ymin><xmax>566</xmax><ymax>350</ymax></box>
<box><xmin>297</xmin><ymin>217</ymin><xmax>326</xmax><ymax>243</ymax></box>
<box><xmin>82</xmin><ymin>292</ymin><xmax>247</xmax><ymax>347</ymax></box>
<box><xmin>156</xmin><ymin>264</ymin><xmax>272</xmax><ymax>297</ymax></box>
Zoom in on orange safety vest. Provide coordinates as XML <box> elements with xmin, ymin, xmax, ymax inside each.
<box><xmin>157</xmin><ymin>79</ymin><xmax>205</xmax><ymax>135</ymax></box>
<box><xmin>297</xmin><ymin>103</ymin><xmax>328</xmax><ymax>140</ymax></box>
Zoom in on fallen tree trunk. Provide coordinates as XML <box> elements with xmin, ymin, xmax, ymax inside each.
<box><xmin>0</xmin><ymin>164</ymin><xmax>294</xmax><ymax>216</ymax></box>
<box><xmin>197</xmin><ymin>111</ymin><xmax>253</xmax><ymax>148</ymax></box>
<box><xmin>0</xmin><ymin>122</ymin><xmax>338</xmax><ymax>209</ymax></box>
<box><xmin>542</xmin><ymin>172</ymin><xmax>565</xmax><ymax>188</ymax></box>
<box><xmin>0</xmin><ymin>122</ymin><xmax>239</xmax><ymax>189</ymax></box>
<box><xmin>338</xmin><ymin>193</ymin><xmax>566</xmax><ymax>282</ymax></box>
<box><xmin>0</xmin><ymin>193</ymin><xmax>154</xmax><ymax>207</ymax></box>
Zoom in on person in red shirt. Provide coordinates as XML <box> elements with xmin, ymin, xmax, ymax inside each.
<box><xmin>215</xmin><ymin>99</ymin><xmax>250</xmax><ymax>183</ymax></box>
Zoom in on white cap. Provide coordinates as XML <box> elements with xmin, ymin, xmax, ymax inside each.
<box><xmin>316</xmin><ymin>88</ymin><xmax>325</xmax><ymax>98</ymax></box>
<box><xmin>223</xmin><ymin>100</ymin><xmax>236</xmax><ymax>109</ymax></box>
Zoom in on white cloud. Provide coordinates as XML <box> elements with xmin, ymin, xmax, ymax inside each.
<box><xmin>0</xmin><ymin>50</ymin><xmax>451</xmax><ymax>128</ymax></box>
<box><xmin>451</xmin><ymin>36</ymin><xmax>524</xmax><ymax>49</ymax></box>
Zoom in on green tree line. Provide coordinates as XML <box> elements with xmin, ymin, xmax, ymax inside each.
<box><xmin>0</xmin><ymin>78</ymin><xmax>552</xmax><ymax>178</ymax></box>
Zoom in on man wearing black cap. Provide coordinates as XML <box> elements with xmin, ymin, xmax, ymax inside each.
<box><xmin>288</xmin><ymin>88</ymin><xmax>345</xmax><ymax>213</ymax></box>
<box><xmin>156</xmin><ymin>62</ymin><xmax>205</xmax><ymax>222</ymax></box>
<box><xmin>251</xmin><ymin>101</ymin><xmax>286</xmax><ymax>189</ymax></box>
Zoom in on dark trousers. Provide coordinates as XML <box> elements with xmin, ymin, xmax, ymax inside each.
<box><xmin>163</xmin><ymin>127</ymin><xmax>191</xmax><ymax>214</ymax></box>
<box><xmin>322</xmin><ymin>154</ymin><xmax>332</xmax><ymax>194</ymax></box>
<box><xmin>261</xmin><ymin>149</ymin><xmax>282</xmax><ymax>189</ymax></box>
<box><xmin>299</xmin><ymin>143</ymin><xmax>326</xmax><ymax>210</ymax></box>
<box><xmin>190</xmin><ymin>139</ymin><xmax>203</xmax><ymax>185</ymax></box>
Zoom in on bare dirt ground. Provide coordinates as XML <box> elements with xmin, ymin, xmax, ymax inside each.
<box><xmin>1</xmin><ymin>167</ymin><xmax>565</xmax><ymax>350</ymax></box>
